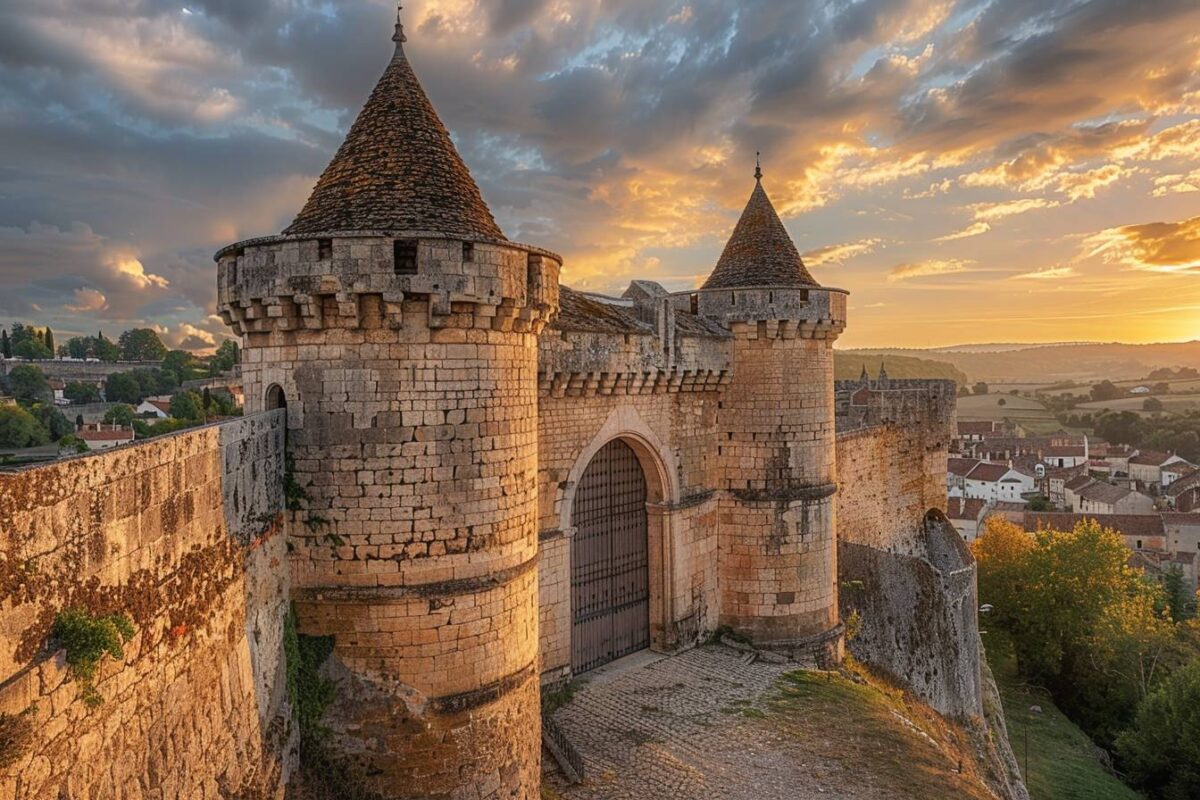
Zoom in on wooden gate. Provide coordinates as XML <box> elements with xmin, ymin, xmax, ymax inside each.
<box><xmin>570</xmin><ymin>439</ymin><xmax>650</xmax><ymax>674</ymax></box>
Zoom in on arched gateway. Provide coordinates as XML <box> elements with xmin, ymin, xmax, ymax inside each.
<box><xmin>570</xmin><ymin>438</ymin><xmax>651</xmax><ymax>673</ymax></box>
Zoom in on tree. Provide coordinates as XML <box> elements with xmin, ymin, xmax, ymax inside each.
<box><xmin>104</xmin><ymin>373</ymin><xmax>142</xmax><ymax>405</ymax></box>
<box><xmin>957</xmin><ymin>385</ymin><xmax>971</xmax><ymax>398</ymax></box>
<box><xmin>1029</xmin><ymin>496</ymin><xmax>1051</xmax><ymax>512</ymax></box>
<box><xmin>63</xmin><ymin>381</ymin><xmax>101</xmax><ymax>405</ymax></box>
<box><xmin>973</xmin><ymin>382</ymin><xmax>989</xmax><ymax>396</ymax></box>
<box><xmin>1091</xmin><ymin>380</ymin><xmax>1124</xmax><ymax>402</ymax></box>
<box><xmin>93</xmin><ymin>334</ymin><xmax>121</xmax><ymax>362</ymax></box>
<box><xmin>8</xmin><ymin>364</ymin><xmax>50</xmax><ymax>405</ymax></box>
<box><xmin>163</xmin><ymin>350</ymin><xmax>203</xmax><ymax>385</ymax></box>
<box><xmin>973</xmin><ymin>517</ymin><xmax>1173</xmax><ymax>743</ymax></box>
<box><xmin>12</xmin><ymin>337</ymin><xmax>52</xmax><ymax>359</ymax></box>
<box><xmin>1144</xmin><ymin>397</ymin><xmax>1164</xmax><ymax>412</ymax></box>
<box><xmin>75</xmin><ymin>413</ymin><xmax>84</xmax><ymax>429</ymax></box>
<box><xmin>0</xmin><ymin>405</ymin><xmax>49</xmax><ymax>448</ymax></box>
<box><xmin>1115</xmin><ymin>658</ymin><xmax>1200</xmax><ymax>799</ymax></box>
<box><xmin>169</xmin><ymin>391</ymin><xmax>204</xmax><ymax>421</ymax></box>
<box><xmin>118</xmin><ymin>328</ymin><xmax>167</xmax><ymax>362</ymax></box>
<box><xmin>1096</xmin><ymin>411</ymin><xmax>1145</xmax><ymax>447</ymax></box>
<box><xmin>1152</xmin><ymin>382</ymin><xmax>1171</xmax><ymax>395</ymax></box>
<box><xmin>29</xmin><ymin>404</ymin><xmax>72</xmax><ymax>439</ymax></box>
<box><xmin>998</xmin><ymin>397</ymin><xmax>1007</xmax><ymax>406</ymax></box>
<box><xmin>0</xmin><ymin>329</ymin><xmax>9</xmax><ymax>358</ymax></box>
<box><xmin>1162</xmin><ymin>565</ymin><xmax>1196</xmax><ymax>622</ymax></box>
<box><xmin>103</xmin><ymin>404</ymin><xmax>136</xmax><ymax>426</ymax></box>
<box><xmin>43</xmin><ymin>327</ymin><xmax>54</xmax><ymax>355</ymax></box>
<box><xmin>209</xmin><ymin>339</ymin><xmax>239</xmax><ymax>373</ymax></box>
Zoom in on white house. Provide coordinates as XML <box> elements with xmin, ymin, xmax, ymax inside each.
<box><xmin>964</xmin><ymin>462</ymin><xmax>1037</xmax><ymax>503</ymax></box>
<box><xmin>77</xmin><ymin>424</ymin><xmax>135</xmax><ymax>451</ymax></box>
<box><xmin>136</xmin><ymin>398</ymin><xmax>172</xmax><ymax>419</ymax></box>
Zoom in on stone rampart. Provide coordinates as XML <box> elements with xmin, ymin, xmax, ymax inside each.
<box><xmin>0</xmin><ymin>359</ymin><xmax>164</xmax><ymax>382</ymax></box>
<box><xmin>835</xmin><ymin>417</ymin><xmax>983</xmax><ymax>718</ymax></box>
<box><xmin>0</xmin><ymin>411</ymin><xmax>290</xmax><ymax>799</ymax></box>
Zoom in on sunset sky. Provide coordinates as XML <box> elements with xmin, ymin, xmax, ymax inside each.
<box><xmin>1</xmin><ymin>0</ymin><xmax>1198</xmax><ymax>350</ymax></box>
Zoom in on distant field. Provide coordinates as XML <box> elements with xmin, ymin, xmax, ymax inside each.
<box><xmin>1075</xmin><ymin>393</ymin><xmax>1200</xmax><ymax>415</ymax></box>
<box><xmin>956</xmin><ymin>393</ymin><xmax>1062</xmax><ymax>433</ymax></box>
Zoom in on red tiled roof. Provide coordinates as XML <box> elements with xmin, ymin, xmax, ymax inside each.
<box><xmin>1162</xmin><ymin>512</ymin><xmax>1200</xmax><ymax>526</ymax></box>
<box><xmin>1065</xmin><ymin>475</ymin><xmax>1094</xmax><ymax>491</ymax></box>
<box><xmin>1044</xmin><ymin>446</ymin><xmax>1085</xmax><ymax>457</ymax></box>
<box><xmin>1022</xmin><ymin>512</ymin><xmax>1165</xmax><ymax>537</ymax></box>
<box><xmin>948</xmin><ymin>497</ymin><xmax>987</xmax><ymax>520</ymax></box>
<box><xmin>957</xmin><ymin>421</ymin><xmax>995</xmax><ymax>436</ymax></box>
<box><xmin>948</xmin><ymin>457</ymin><xmax>981</xmax><ymax>477</ymax></box>
<box><xmin>967</xmin><ymin>462</ymin><xmax>1011</xmax><ymax>482</ymax></box>
<box><xmin>1130</xmin><ymin>450</ymin><xmax>1171</xmax><ymax>466</ymax></box>
<box><xmin>1075</xmin><ymin>481</ymin><xmax>1135</xmax><ymax>506</ymax></box>
<box><xmin>78</xmin><ymin>429</ymin><xmax>134</xmax><ymax>442</ymax></box>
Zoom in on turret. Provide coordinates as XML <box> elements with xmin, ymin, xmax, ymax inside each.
<box><xmin>215</xmin><ymin>11</ymin><xmax>558</xmax><ymax>797</ymax></box>
<box><xmin>697</xmin><ymin>161</ymin><xmax>847</xmax><ymax>662</ymax></box>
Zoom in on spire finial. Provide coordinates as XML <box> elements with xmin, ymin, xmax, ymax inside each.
<box><xmin>393</xmin><ymin>3</ymin><xmax>407</xmax><ymax>45</ymax></box>
<box><xmin>754</xmin><ymin>151</ymin><xmax>762</xmax><ymax>182</ymax></box>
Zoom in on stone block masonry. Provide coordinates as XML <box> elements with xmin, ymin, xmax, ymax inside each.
<box><xmin>0</xmin><ymin>411</ymin><xmax>291</xmax><ymax>799</ymax></box>
<box><xmin>220</xmin><ymin>232</ymin><xmax>560</xmax><ymax>799</ymax></box>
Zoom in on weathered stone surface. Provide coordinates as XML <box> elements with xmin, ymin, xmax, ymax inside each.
<box><xmin>0</xmin><ymin>412</ymin><xmax>291</xmax><ymax>799</ymax></box>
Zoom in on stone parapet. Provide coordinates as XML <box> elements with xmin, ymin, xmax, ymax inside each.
<box><xmin>687</xmin><ymin>286</ymin><xmax>848</xmax><ymax>339</ymax></box>
<box><xmin>217</xmin><ymin>234</ymin><xmax>561</xmax><ymax>337</ymax></box>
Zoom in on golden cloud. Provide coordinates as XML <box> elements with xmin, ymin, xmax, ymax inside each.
<box><xmin>970</xmin><ymin>198</ymin><xmax>1060</xmax><ymax>222</ymax></box>
<box><xmin>1011</xmin><ymin>266</ymin><xmax>1077</xmax><ymax>280</ymax></box>
<box><xmin>1084</xmin><ymin>215</ymin><xmax>1200</xmax><ymax>273</ymax></box>
<box><xmin>802</xmin><ymin>238</ymin><xmax>882</xmax><ymax>266</ymax></box>
<box><xmin>934</xmin><ymin>222</ymin><xmax>990</xmax><ymax>242</ymax></box>
<box><xmin>887</xmin><ymin>258</ymin><xmax>971</xmax><ymax>281</ymax></box>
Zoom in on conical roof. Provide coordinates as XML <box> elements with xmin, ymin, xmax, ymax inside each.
<box><xmin>702</xmin><ymin>173</ymin><xmax>818</xmax><ymax>290</ymax></box>
<box><xmin>283</xmin><ymin>17</ymin><xmax>505</xmax><ymax>240</ymax></box>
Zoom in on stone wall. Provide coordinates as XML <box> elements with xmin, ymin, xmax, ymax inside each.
<box><xmin>0</xmin><ymin>411</ymin><xmax>290</xmax><ymax>799</ymax></box>
<box><xmin>0</xmin><ymin>359</ymin><xmax>163</xmax><ymax>382</ymax></box>
<box><xmin>835</xmin><ymin>407</ymin><xmax>984</xmax><ymax>719</ymax></box>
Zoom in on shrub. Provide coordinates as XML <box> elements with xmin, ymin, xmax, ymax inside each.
<box><xmin>52</xmin><ymin>609</ymin><xmax>135</xmax><ymax>705</ymax></box>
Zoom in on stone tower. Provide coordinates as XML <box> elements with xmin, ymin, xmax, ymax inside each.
<box><xmin>216</xmin><ymin>13</ymin><xmax>560</xmax><ymax>799</ymax></box>
<box><xmin>701</xmin><ymin>165</ymin><xmax>847</xmax><ymax>660</ymax></box>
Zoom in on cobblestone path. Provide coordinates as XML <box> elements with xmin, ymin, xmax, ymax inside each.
<box><xmin>546</xmin><ymin>646</ymin><xmax>865</xmax><ymax>800</ymax></box>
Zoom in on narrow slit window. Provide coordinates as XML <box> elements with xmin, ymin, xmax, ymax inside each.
<box><xmin>394</xmin><ymin>240</ymin><xmax>418</xmax><ymax>275</ymax></box>
<box><xmin>318</xmin><ymin>238</ymin><xmax>333</xmax><ymax>260</ymax></box>
<box><xmin>462</xmin><ymin>241</ymin><xmax>475</xmax><ymax>262</ymax></box>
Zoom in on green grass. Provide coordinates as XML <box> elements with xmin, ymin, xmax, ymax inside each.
<box><xmin>982</xmin><ymin>628</ymin><xmax>1142</xmax><ymax>800</ymax></box>
<box><xmin>956</xmin><ymin>393</ymin><xmax>1063</xmax><ymax>434</ymax></box>
<box><xmin>1075</xmin><ymin>393</ymin><xmax>1200</xmax><ymax>415</ymax></box>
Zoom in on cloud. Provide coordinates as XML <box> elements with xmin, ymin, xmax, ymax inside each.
<box><xmin>1084</xmin><ymin>215</ymin><xmax>1200</xmax><ymax>274</ymax></box>
<box><xmin>1011</xmin><ymin>266</ymin><xmax>1077</xmax><ymax>280</ymax></box>
<box><xmin>0</xmin><ymin>0</ymin><xmax>1197</xmax><ymax>345</ymax></box>
<box><xmin>65</xmin><ymin>288</ymin><xmax>109</xmax><ymax>312</ymax></box>
<box><xmin>802</xmin><ymin>238</ymin><xmax>882</xmax><ymax>266</ymax></box>
<box><xmin>970</xmin><ymin>198</ymin><xmax>1060</xmax><ymax>222</ymax></box>
<box><xmin>887</xmin><ymin>259</ymin><xmax>971</xmax><ymax>281</ymax></box>
<box><xmin>1152</xmin><ymin>169</ymin><xmax>1200</xmax><ymax>197</ymax></box>
<box><xmin>934</xmin><ymin>222</ymin><xmax>990</xmax><ymax>242</ymax></box>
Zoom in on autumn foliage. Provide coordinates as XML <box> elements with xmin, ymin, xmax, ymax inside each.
<box><xmin>974</xmin><ymin>518</ymin><xmax>1200</xmax><ymax>799</ymax></box>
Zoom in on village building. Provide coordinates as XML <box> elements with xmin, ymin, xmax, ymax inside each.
<box><xmin>1166</xmin><ymin>469</ymin><xmax>1200</xmax><ymax>512</ymax></box>
<box><xmin>75</xmin><ymin>422</ymin><xmax>135</xmax><ymax>450</ymax></box>
<box><xmin>136</xmin><ymin>397</ymin><xmax>172</xmax><ymax>418</ymax></box>
<box><xmin>1128</xmin><ymin>450</ymin><xmax>1195</xmax><ymax>491</ymax></box>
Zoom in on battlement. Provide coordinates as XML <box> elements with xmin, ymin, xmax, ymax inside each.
<box><xmin>835</xmin><ymin>377</ymin><xmax>957</xmax><ymax>437</ymax></box>
<box><xmin>216</xmin><ymin>233</ymin><xmax>561</xmax><ymax>337</ymax></box>
<box><xmin>686</xmin><ymin>286</ymin><xmax>848</xmax><ymax>338</ymax></box>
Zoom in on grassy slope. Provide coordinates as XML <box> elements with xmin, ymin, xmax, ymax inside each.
<box><xmin>981</xmin><ymin>629</ymin><xmax>1142</xmax><ymax>800</ymax></box>
<box><xmin>754</xmin><ymin>662</ymin><xmax>999</xmax><ymax>799</ymax></box>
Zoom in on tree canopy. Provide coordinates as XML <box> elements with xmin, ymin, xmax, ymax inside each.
<box><xmin>117</xmin><ymin>328</ymin><xmax>168</xmax><ymax>362</ymax></box>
